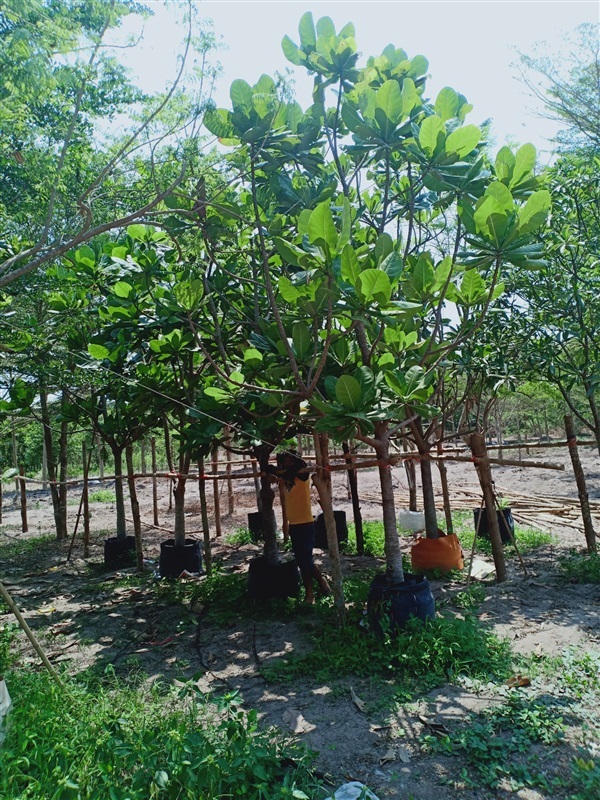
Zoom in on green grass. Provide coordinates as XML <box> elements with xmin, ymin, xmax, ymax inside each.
<box><xmin>225</xmin><ymin>526</ymin><xmax>254</xmax><ymax>546</ymax></box>
<box><xmin>424</xmin><ymin>648</ymin><xmax>600</xmax><ymax>798</ymax></box>
<box><xmin>89</xmin><ymin>489</ymin><xmax>115</xmax><ymax>503</ymax></box>
<box><xmin>0</xmin><ymin>533</ymin><xmax>56</xmax><ymax>560</ymax></box>
<box><xmin>559</xmin><ymin>552</ymin><xmax>600</xmax><ymax>584</ymax></box>
<box><xmin>0</xmin><ymin>669</ymin><xmax>321</xmax><ymax>800</ymax></box>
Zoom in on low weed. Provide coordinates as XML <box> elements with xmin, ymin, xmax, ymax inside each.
<box><xmin>423</xmin><ymin>693</ymin><xmax>565</xmax><ymax>792</ymax></box>
<box><xmin>0</xmin><ymin>669</ymin><xmax>320</xmax><ymax>800</ymax></box>
<box><xmin>0</xmin><ymin>533</ymin><xmax>55</xmax><ymax>561</ymax></box>
<box><xmin>89</xmin><ymin>489</ymin><xmax>114</xmax><ymax>503</ymax></box>
<box><xmin>225</xmin><ymin>527</ymin><xmax>254</xmax><ymax>546</ymax></box>
<box><xmin>262</xmin><ymin>611</ymin><xmax>512</xmax><ymax>693</ymax></box>
<box><xmin>559</xmin><ymin>552</ymin><xmax>600</xmax><ymax>584</ymax></box>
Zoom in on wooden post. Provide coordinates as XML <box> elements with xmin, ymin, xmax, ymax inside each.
<box><xmin>342</xmin><ymin>441</ymin><xmax>364</xmax><ymax>556</ymax></box>
<box><xmin>151</xmin><ymin>437</ymin><xmax>159</xmax><ymax>527</ymax></box>
<box><xmin>278</xmin><ymin>481</ymin><xmax>289</xmax><ymax>543</ymax></box>
<box><xmin>251</xmin><ymin>457</ymin><xmax>262</xmax><ymax>511</ymax></box>
<box><xmin>82</xmin><ymin>441</ymin><xmax>90</xmax><ymax>558</ymax></box>
<box><xmin>126</xmin><ymin>445</ymin><xmax>144</xmax><ymax>573</ymax></box>
<box><xmin>0</xmin><ymin>477</ymin><xmax>3</xmax><ymax>524</ymax></box>
<box><xmin>41</xmin><ymin>436</ymin><xmax>48</xmax><ymax>490</ymax></box>
<box><xmin>436</xmin><ymin>429</ymin><xmax>453</xmax><ymax>534</ymax></box>
<box><xmin>469</xmin><ymin>433</ymin><xmax>507</xmax><ymax>582</ymax></box>
<box><xmin>564</xmin><ymin>415</ymin><xmax>597</xmax><ymax>554</ymax></box>
<box><xmin>140</xmin><ymin>440</ymin><xmax>147</xmax><ymax>476</ymax></box>
<box><xmin>12</xmin><ymin>418</ymin><xmax>19</xmax><ymax>492</ymax></box>
<box><xmin>225</xmin><ymin>428</ymin><xmax>234</xmax><ymax>515</ymax></box>
<box><xmin>211</xmin><ymin>443</ymin><xmax>221</xmax><ymax>538</ymax></box>
<box><xmin>403</xmin><ymin>438</ymin><xmax>418</xmax><ymax>512</ymax></box>
<box><xmin>313</xmin><ymin>433</ymin><xmax>345</xmax><ymax>623</ymax></box>
<box><xmin>97</xmin><ymin>434</ymin><xmax>104</xmax><ymax>481</ymax></box>
<box><xmin>19</xmin><ymin>465</ymin><xmax>28</xmax><ymax>533</ymax></box>
<box><xmin>198</xmin><ymin>459</ymin><xmax>212</xmax><ymax>574</ymax></box>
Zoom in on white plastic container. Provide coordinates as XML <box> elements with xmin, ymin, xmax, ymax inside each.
<box><xmin>397</xmin><ymin>509</ymin><xmax>425</xmax><ymax>532</ymax></box>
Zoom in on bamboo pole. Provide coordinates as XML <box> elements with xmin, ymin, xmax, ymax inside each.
<box><xmin>19</xmin><ymin>465</ymin><xmax>27</xmax><ymax>533</ymax></box>
<box><xmin>225</xmin><ymin>428</ymin><xmax>234</xmax><ymax>515</ymax></box>
<box><xmin>469</xmin><ymin>434</ymin><xmax>507</xmax><ymax>583</ymax></box>
<box><xmin>151</xmin><ymin>437</ymin><xmax>159</xmax><ymax>527</ymax></box>
<box><xmin>126</xmin><ymin>444</ymin><xmax>144</xmax><ymax>573</ymax></box>
<box><xmin>211</xmin><ymin>443</ymin><xmax>221</xmax><ymax>538</ymax></box>
<box><xmin>343</xmin><ymin>441</ymin><xmax>364</xmax><ymax>555</ymax></box>
<box><xmin>67</xmin><ymin>444</ymin><xmax>94</xmax><ymax>562</ymax></box>
<box><xmin>564</xmin><ymin>415</ymin><xmax>597</xmax><ymax>554</ymax></box>
<box><xmin>0</xmin><ymin>580</ymin><xmax>67</xmax><ymax>691</ymax></box>
<box><xmin>198</xmin><ymin>458</ymin><xmax>212</xmax><ymax>575</ymax></box>
<box><xmin>82</xmin><ymin>441</ymin><xmax>90</xmax><ymax>559</ymax></box>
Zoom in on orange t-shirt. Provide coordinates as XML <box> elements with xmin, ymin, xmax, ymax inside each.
<box><xmin>284</xmin><ymin>476</ymin><xmax>313</xmax><ymax>525</ymax></box>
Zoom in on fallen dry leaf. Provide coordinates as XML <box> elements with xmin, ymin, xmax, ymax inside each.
<box><xmin>350</xmin><ymin>687</ymin><xmax>366</xmax><ymax>713</ymax></box>
<box><xmin>380</xmin><ymin>747</ymin><xmax>395</xmax><ymax>765</ymax></box>
<box><xmin>281</xmin><ymin>709</ymin><xmax>315</xmax><ymax>734</ymax></box>
<box><xmin>507</xmin><ymin>674</ymin><xmax>531</xmax><ymax>688</ymax></box>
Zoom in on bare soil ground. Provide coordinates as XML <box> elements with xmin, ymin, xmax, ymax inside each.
<box><xmin>1</xmin><ymin>445</ymin><xmax>599</xmax><ymax>799</ymax></box>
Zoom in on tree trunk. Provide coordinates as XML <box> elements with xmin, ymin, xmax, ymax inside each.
<box><xmin>39</xmin><ymin>390</ymin><xmax>64</xmax><ymax>540</ymax></box>
<box><xmin>469</xmin><ymin>433</ymin><xmax>507</xmax><ymax>582</ymax></box>
<box><xmin>413</xmin><ymin>418</ymin><xmax>438</xmax><ymax>538</ymax></box>
<box><xmin>198</xmin><ymin>458</ymin><xmax>212</xmax><ymax>574</ymax></box>
<box><xmin>112</xmin><ymin>445</ymin><xmax>127</xmax><ymax>540</ymax></box>
<box><xmin>436</xmin><ymin>428</ymin><xmax>453</xmax><ymax>535</ymax></box>
<box><xmin>173</xmin><ymin>451</ymin><xmax>191</xmax><ymax>547</ymax></box>
<box><xmin>57</xmin><ymin>404</ymin><xmax>68</xmax><ymax>541</ymax></box>
<box><xmin>402</xmin><ymin>437</ymin><xmax>418</xmax><ymax>511</ymax></box>
<box><xmin>41</xmin><ymin>436</ymin><xmax>48</xmax><ymax>490</ymax></box>
<box><xmin>373</xmin><ymin>424</ymin><xmax>404</xmax><ymax>584</ymax></box>
<box><xmin>251</xmin><ymin>457</ymin><xmax>262</xmax><ymax>511</ymax></box>
<box><xmin>126</xmin><ymin>444</ymin><xmax>144</xmax><ymax>572</ymax></box>
<box><xmin>343</xmin><ymin>441</ymin><xmax>364</xmax><ymax>555</ymax></box>
<box><xmin>565</xmin><ymin>414</ymin><xmax>597</xmax><ymax>553</ymax></box>
<box><xmin>313</xmin><ymin>433</ymin><xmax>345</xmax><ymax>623</ymax></box>
<box><xmin>256</xmin><ymin>445</ymin><xmax>278</xmax><ymax>566</ymax></box>
<box><xmin>211</xmin><ymin>443</ymin><xmax>221</xmax><ymax>538</ymax></box>
<box><xmin>82</xmin><ymin>441</ymin><xmax>90</xmax><ymax>559</ymax></box>
<box><xmin>151</xmin><ymin>436</ymin><xmax>159</xmax><ymax>527</ymax></box>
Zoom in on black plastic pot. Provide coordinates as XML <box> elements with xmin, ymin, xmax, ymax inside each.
<box><xmin>159</xmin><ymin>538</ymin><xmax>202</xmax><ymax>578</ymax></box>
<box><xmin>247</xmin><ymin>556</ymin><xmax>300</xmax><ymax>600</ymax></box>
<box><xmin>473</xmin><ymin>507</ymin><xmax>514</xmax><ymax>544</ymax></box>
<box><xmin>314</xmin><ymin>510</ymin><xmax>349</xmax><ymax>550</ymax></box>
<box><xmin>104</xmin><ymin>535</ymin><xmax>136</xmax><ymax>566</ymax></box>
<box><xmin>247</xmin><ymin>510</ymin><xmax>277</xmax><ymax>544</ymax></box>
<box><xmin>367</xmin><ymin>572</ymin><xmax>435</xmax><ymax>637</ymax></box>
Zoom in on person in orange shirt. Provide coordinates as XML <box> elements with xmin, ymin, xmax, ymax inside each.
<box><xmin>269</xmin><ymin>452</ymin><xmax>331</xmax><ymax>604</ymax></box>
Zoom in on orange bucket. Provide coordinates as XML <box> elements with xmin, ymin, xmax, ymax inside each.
<box><xmin>410</xmin><ymin>531</ymin><xmax>464</xmax><ymax>572</ymax></box>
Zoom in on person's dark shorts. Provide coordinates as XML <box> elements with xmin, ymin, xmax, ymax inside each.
<box><xmin>289</xmin><ymin>522</ymin><xmax>315</xmax><ymax>573</ymax></box>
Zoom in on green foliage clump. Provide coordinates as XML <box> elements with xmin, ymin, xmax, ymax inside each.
<box><xmin>560</xmin><ymin>552</ymin><xmax>600</xmax><ymax>584</ymax></box>
<box><xmin>263</xmin><ymin>612</ymin><xmax>512</xmax><ymax>691</ymax></box>
<box><xmin>0</xmin><ymin>670</ymin><xmax>319</xmax><ymax>800</ymax></box>
<box><xmin>0</xmin><ymin>621</ymin><xmax>17</xmax><ymax>676</ymax></box>
<box><xmin>88</xmin><ymin>489</ymin><xmax>114</xmax><ymax>503</ymax></box>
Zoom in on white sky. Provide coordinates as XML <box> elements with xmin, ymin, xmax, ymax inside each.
<box><xmin>120</xmin><ymin>0</ymin><xmax>599</xmax><ymax>164</ymax></box>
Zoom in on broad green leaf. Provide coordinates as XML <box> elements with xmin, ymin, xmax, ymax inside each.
<box><xmin>75</xmin><ymin>245</ymin><xmax>95</xmax><ymax>267</ymax></box>
<box><xmin>495</xmin><ymin>146</ymin><xmax>515</xmax><ymax>183</ymax></box>
<box><xmin>375</xmin><ymin>80</ymin><xmax>403</xmax><ymax>124</ymax></box>
<box><xmin>374</xmin><ymin>232</ymin><xmax>393</xmax><ymax>262</ymax></box>
<box><xmin>204</xmin><ymin>387</ymin><xmax>231</xmax><ymax>403</ymax></box>
<box><xmin>419</xmin><ymin>115</ymin><xmax>446</xmax><ymax>156</ymax></box>
<box><xmin>174</xmin><ymin>279</ymin><xmax>204</xmax><ymax>311</ymax></box>
<box><xmin>324</xmin><ymin>375</ymin><xmax>338</xmax><ymax>400</ymax></box>
<box><xmin>510</xmin><ymin>143</ymin><xmax>536</xmax><ymax>188</ymax></box>
<box><xmin>339</xmin><ymin>196</ymin><xmax>352</xmax><ymax>247</ymax></box>
<box><xmin>401</xmin><ymin>78</ymin><xmax>420</xmax><ymax>116</ymax></box>
<box><xmin>379</xmin><ymin>252</ymin><xmax>403</xmax><ymax>282</ymax></box>
<box><xmin>433</xmin><ymin>256</ymin><xmax>452</xmax><ymax>291</ymax></box>
<box><xmin>111</xmin><ymin>246</ymin><xmax>128</xmax><ymax>261</ymax></box>
<box><xmin>243</xmin><ymin>348</ymin><xmax>263</xmax><ymax>367</ymax></box>
<box><xmin>230</xmin><ymin>79</ymin><xmax>253</xmax><ymax>112</ymax></box>
<box><xmin>88</xmin><ymin>344</ymin><xmax>110</xmax><ymax>360</ymax></box>
<box><xmin>274</xmin><ymin>237</ymin><xmax>308</xmax><ymax>268</ymax></box>
<box><xmin>445</xmin><ymin>124</ymin><xmax>480</xmax><ymax>158</ymax></box>
<box><xmin>378</xmin><ymin>352</ymin><xmax>395</xmax><ymax>369</ymax></box>
<box><xmin>203</xmin><ymin>108</ymin><xmax>236</xmax><ymax>142</ymax></box>
<box><xmin>298</xmin><ymin>12</ymin><xmax>316</xmax><ymax>48</ymax></box>
<box><xmin>518</xmin><ymin>189</ymin><xmax>551</xmax><ymax>235</ymax></box>
<box><xmin>404</xmin><ymin>365</ymin><xmax>426</xmax><ymax>396</ymax></box>
<box><xmin>113</xmin><ymin>281</ymin><xmax>133</xmax><ymax>299</ymax></box>
<box><xmin>340</xmin><ymin>244</ymin><xmax>360</xmax><ymax>284</ymax></box>
<box><xmin>316</xmin><ymin>16</ymin><xmax>335</xmax><ymax>37</ymax></box>
<box><xmin>228</xmin><ymin>371</ymin><xmax>245</xmax><ymax>387</ymax></box>
<box><xmin>435</xmin><ymin>87</ymin><xmax>459</xmax><ymax>121</ymax></box>
<box><xmin>126</xmin><ymin>224</ymin><xmax>147</xmax><ymax>241</ymax></box>
<box><xmin>485</xmin><ymin>181</ymin><xmax>514</xmax><ymax>213</ymax></box>
<box><xmin>292</xmin><ymin>322</ymin><xmax>312</xmax><ymax>360</ymax></box>
<box><xmin>281</xmin><ymin>35</ymin><xmax>305</xmax><ymax>66</ymax></box>
<box><xmin>278</xmin><ymin>276</ymin><xmax>302</xmax><ymax>302</ymax></box>
<box><xmin>355</xmin><ymin>366</ymin><xmax>375</xmax><ymax>398</ymax></box>
<box><xmin>308</xmin><ymin>203</ymin><xmax>338</xmax><ymax>251</ymax></box>
<box><xmin>335</xmin><ymin>375</ymin><xmax>362</xmax><ymax>410</ymax></box>
<box><xmin>412</xmin><ymin>255</ymin><xmax>435</xmax><ymax>294</ymax></box>
<box><xmin>384</xmin><ymin>370</ymin><xmax>406</xmax><ymax>398</ymax></box>
<box><xmin>459</xmin><ymin>269</ymin><xmax>486</xmax><ymax>303</ymax></box>
<box><xmin>356</xmin><ymin>269</ymin><xmax>392</xmax><ymax>305</ymax></box>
